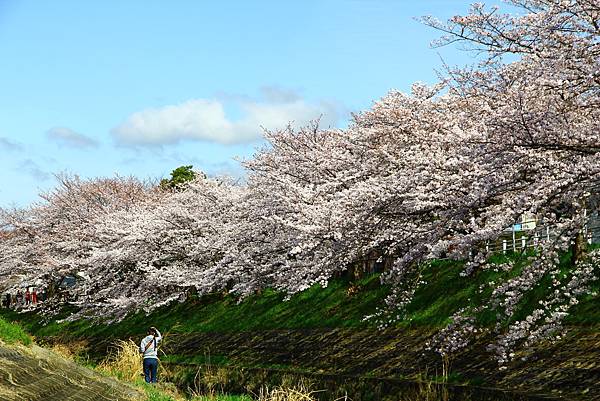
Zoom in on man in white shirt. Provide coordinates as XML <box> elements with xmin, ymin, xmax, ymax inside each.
<box><xmin>139</xmin><ymin>326</ymin><xmax>162</xmax><ymax>383</ymax></box>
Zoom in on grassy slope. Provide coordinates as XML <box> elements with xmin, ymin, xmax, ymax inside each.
<box><xmin>1</xmin><ymin>274</ymin><xmax>390</xmax><ymax>339</ymax></box>
<box><xmin>3</xmin><ymin>249</ymin><xmax>598</xmax><ymax>343</ymax></box>
<box><xmin>2</xmin><ymin>252</ymin><xmax>600</xmax><ymax>399</ymax></box>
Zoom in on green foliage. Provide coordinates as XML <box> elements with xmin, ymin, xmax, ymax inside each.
<box><xmin>160</xmin><ymin>165</ymin><xmax>197</xmax><ymax>190</ymax></box>
<box><xmin>0</xmin><ymin>316</ymin><xmax>32</xmax><ymax>345</ymax></box>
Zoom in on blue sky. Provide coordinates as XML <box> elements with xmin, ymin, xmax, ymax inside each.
<box><xmin>0</xmin><ymin>0</ymin><xmax>501</xmax><ymax>207</ymax></box>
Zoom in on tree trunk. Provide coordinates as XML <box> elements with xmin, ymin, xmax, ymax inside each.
<box><xmin>570</xmin><ymin>231</ymin><xmax>587</xmax><ymax>266</ymax></box>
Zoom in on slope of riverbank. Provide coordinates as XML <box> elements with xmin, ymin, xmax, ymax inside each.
<box><xmin>0</xmin><ymin>343</ymin><xmax>141</xmax><ymax>401</ymax></box>
<box><xmin>0</xmin><ymin>317</ymin><xmax>141</xmax><ymax>401</ymax></box>
<box><xmin>3</xmin><ymin>255</ymin><xmax>600</xmax><ymax>400</ymax></box>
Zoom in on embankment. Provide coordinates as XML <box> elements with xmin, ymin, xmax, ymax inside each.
<box><xmin>63</xmin><ymin>326</ymin><xmax>592</xmax><ymax>400</ymax></box>
<box><xmin>4</xmin><ymin>260</ymin><xmax>600</xmax><ymax>400</ymax></box>
<box><xmin>0</xmin><ymin>342</ymin><xmax>140</xmax><ymax>401</ymax></box>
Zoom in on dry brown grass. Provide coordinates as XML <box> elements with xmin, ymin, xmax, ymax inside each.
<box><xmin>97</xmin><ymin>339</ymin><xmax>143</xmax><ymax>382</ymax></box>
<box><xmin>96</xmin><ymin>339</ymin><xmax>453</xmax><ymax>401</ymax></box>
<box><xmin>97</xmin><ymin>339</ymin><xmax>188</xmax><ymax>400</ymax></box>
<box><xmin>254</xmin><ymin>379</ymin><xmax>327</xmax><ymax>401</ymax></box>
<box><xmin>189</xmin><ymin>363</ymin><xmax>230</xmax><ymax>399</ymax></box>
<box><xmin>49</xmin><ymin>340</ymin><xmax>88</xmax><ymax>361</ymax></box>
<box><xmin>256</xmin><ymin>387</ymin><xmax>316</xmax><ymax>401</ymax></box>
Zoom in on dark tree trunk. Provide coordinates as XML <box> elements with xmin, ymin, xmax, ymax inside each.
<box><xmin>570</xmin><ymin>231</ymin><xmax>587</xmax><ymax>266</ymax></box>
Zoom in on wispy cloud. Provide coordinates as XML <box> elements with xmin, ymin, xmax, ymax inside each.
<box><xmin>111</xmin><ymin>86</ymin><xmax>343</xmax><ymax>146</ymax></box>
<box><xmin>46</xmin><ymin>127</ymin><xmax>99</xmax><ymax>149</ymax></box>
<box><xmin>0</xmin><ymin>137</ymin><xmax>23</xmax><ymax>152</ymax></box>
<box><xmin>18</xmin><ymin>159</ymin><xmax>51</xmax><ymax>182</ymax></box>
<box><xmin>206</xmin><ymin>160</ymin><xmax>245</xmax><ymax>180</ymax></box>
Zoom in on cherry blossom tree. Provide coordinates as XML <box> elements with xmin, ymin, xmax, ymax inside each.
<box><xmin>419</xmin><ymin>0</ymin><xmax>600</xmax><ymax>362</ymax></box>
<box><xmin>0</xmin><ymin>0</ymin><xmax>598</xmax><ymax>366</ymax></box>
<box><xmin>0</xmin><ymin>174</ymin><xmax>158</xmax><ymax>315</ymax></box>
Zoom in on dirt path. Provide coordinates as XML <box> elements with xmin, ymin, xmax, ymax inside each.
<box><xmin>0</xmin><ymin>343</ymin><xmax>141</xmax><ymax>401</ymax></box>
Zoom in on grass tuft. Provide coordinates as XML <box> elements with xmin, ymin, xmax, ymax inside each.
<box><xmin>0</xmin><ymin>317</ymin><xmax>32</xmax><ymax>345</ymax></box>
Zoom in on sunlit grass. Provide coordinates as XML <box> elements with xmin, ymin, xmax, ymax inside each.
<box><xmin>0</xmin><ymin>316</ymin><xmax>32</xmax><ymax>345</ymax></box>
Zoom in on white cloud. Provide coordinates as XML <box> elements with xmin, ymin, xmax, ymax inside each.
<box><xmin>111</xmin><ymin>87</ymin><xmax>342</xmax><ymax>146</ymax></box>
<box><xmin>47</xmin><ymin>127</ymin><xmax>99</xmax><ymax>149</ymax></box>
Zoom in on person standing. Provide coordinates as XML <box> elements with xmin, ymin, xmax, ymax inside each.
<box><xmin>139</xmin><ymin>327</ymin><xmax>162</xmax><ymax>383</ymax></box>
<box><xmin>16</xmin><ymin>290</ymin><xmax>23</xmax><ymax>305</ymax></box>
<box><xmin>31</xmin><ymin>289</ymin><xmax>38</xmax><ymax>305</ymax></box>
<box><xmin>24</xmin><ymin>288</ymin><xmax>31</xmax><ymax>306</ymax></box>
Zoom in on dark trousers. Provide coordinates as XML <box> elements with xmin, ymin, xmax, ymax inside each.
<box><xmin>143</xmin><ymin>357</ymin><xmax>158</xmax><ymax>383</ymax></box>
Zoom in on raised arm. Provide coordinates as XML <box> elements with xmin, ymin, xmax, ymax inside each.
<box><xmin>152</xmin><ymin>327</ymin><xmax>162</xmax><ymax>343</ymax></box>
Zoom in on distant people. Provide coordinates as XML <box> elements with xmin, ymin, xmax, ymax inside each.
<box><xmin>16</xmin><ymin>290</ymin><xmax>23</xmax><ymax>305</ymax></box>
<box><xmin>11</xmin><ymin>293</ymin><xmax>16</xmax><ymax>306</ymax></box>
<box><xmin>39</xmin><ymin>288</ymin><xmax>47</xmax><ymax>302</ymax></box>
<box><xmin>139</xmin><ymin>326</ymin><xmax>162</xmax><ymax>384</ymax></box>
<box><xmin>2</xmin><ymin>293</ymin><xmax>9</xmax><ymax>308</ymax></box>
<box><xmin>24</xmin><ymin>288</ymin><xmax>31</xmax><ymax>305</ymax></box>
<box><xmin>31</xmin><ymin>289</ymin><xmax>38</xmax><ymax>305</ymax></box>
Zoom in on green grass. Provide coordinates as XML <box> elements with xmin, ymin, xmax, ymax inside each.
<box><xmin>3</xmin><ymin>249</ymin><xmax>600</xmax><ymax>344</ymax></box>
<box><xmin>3</xmin><ymin>252</ymin><xmax>600</xmax><ymax>400</ymax></box>
<box><xmin>401</xmin><ymin>255</ymin><xmax>527</xmax><ymax>327</ymax></box>
<box><xmin>0</xmin><ymin>259</ymin><xmax>521</xmax><ymax>340</ymax></box>
<box><xmin>398</xmin><ymin>249</ymin><xmax>600</xmax><ymax>329</ymax></box>
<box><xmin>143</xmin><ymin>387</ymin><xmax>177</xmax><ymax>401</ymax></box>
<box><xmin>162</xmin><ymin>354</ymin><xmax>232</xmax><ymax>366</ymax></box>
<box><xmin>1</xmin><ymin>273</ymin><xmax>391</xmax><ymax>340</ymax></box>
<box><xmin>0</xmin><ymin>316</ymin><xmax>32</xmax><ymax>345</ymax></box>
<box><xmin>134</xmin><ymin>374</ymin><xmax>252</xmax><ymax>401</ymax></box>
<box><xmin>138</xmin><ymin>382</ymin><xmax>181</xmax><ymax>401</ymax></box>
<box><xmin>138</xmin><ymin>379</ymin><xmax>251</xmax><ymax>401</ymax></box>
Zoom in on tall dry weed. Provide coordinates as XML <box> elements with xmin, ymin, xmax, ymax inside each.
<box><xmin>97</xmin><ymin>339</ymin><xmax>143</xmax><ymax>382</ymax></box>
<box><xmin>395</xmin><ymin>380</ymin><xmax>455</xmax><ymax>401</ymax></box>
<box><xmin>190</xmin><ymin>363</ymin><xmax>229</xmax><ymax>398</ymax></box>
<box><xmin>255</xmin><ymin>379</ymin><xmax>325</xmax><ymax>401</ymax></box>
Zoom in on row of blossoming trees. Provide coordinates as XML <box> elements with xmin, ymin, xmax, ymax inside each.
<box><xmin>1</xmin><ymin>0</ymin><xmax>599</xmax><ymax>364</ymax></box>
